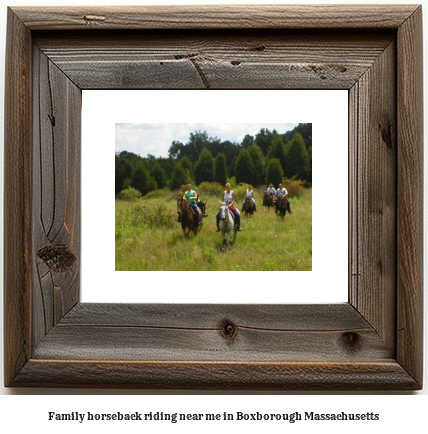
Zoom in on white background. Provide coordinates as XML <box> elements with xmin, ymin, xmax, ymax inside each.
<box><xmin>0</xmin><ymin>0</ymin><xmax>427</xmax><ymax>430</ymax></box>
<box><xmin>82</xmin><ymin>90</ymin><xmax>348</xmax><ymax>303</ymax></box>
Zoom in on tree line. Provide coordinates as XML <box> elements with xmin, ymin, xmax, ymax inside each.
<box><xmin>115</xmin><ymin>123</ymin><xmax>312</xmax><ymax>196</ymax></box>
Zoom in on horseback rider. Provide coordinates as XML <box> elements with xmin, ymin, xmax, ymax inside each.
<box><xmin>242</xmin><ymin>184</ymin><xmax>257</xmax><ymax>212</ymax></box>
<box><xmin>216</xmin><ymin>183</ymin><xmax>242</xmax><ymax>232</ymax></box>
<box><xmin>178</xmin><ymin>184</ymin><xmax>202</xmax><ymax>224</ymax></box>
<box><xmin>275</xmin><ymin>183</ymin><xmax>292</xmax><ymax>214</ymax></box>
<box><xmin>266</xmin><ymin>183</ymin><xmax>276</xmax><ymax>197</ymax></box>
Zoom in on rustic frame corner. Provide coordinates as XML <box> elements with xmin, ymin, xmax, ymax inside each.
<box><xmin>4</xmin><ymin>5</ymin><xmax>423</xmax><ymax>390</ymax></box>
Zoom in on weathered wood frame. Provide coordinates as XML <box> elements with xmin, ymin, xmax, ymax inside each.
<box><xmin>4</xmin><ymin>5</ymin><xmax>423</xmax><ymax>389</ymax></box>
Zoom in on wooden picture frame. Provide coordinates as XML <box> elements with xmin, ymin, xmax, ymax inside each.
<box><xmin>4</xmin><ymin>5</ymin><xmax>423</xmax><ymax>390</ymax></box>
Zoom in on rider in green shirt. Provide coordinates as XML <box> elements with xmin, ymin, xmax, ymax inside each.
<box><xmin>183</xmin><ymin>184</ymin><xmax>202</xmax><ymax>224</ymax></box>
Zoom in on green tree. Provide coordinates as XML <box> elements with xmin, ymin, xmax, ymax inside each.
<box><xmin>235</xmin><ymin>149</ymin><xmax>254</xmax><ymax>185</ymax></box>
<box><xmin>178</xmin><ymin>155</ymin><xmax>193</xmax><ymax>176</ymax></box>
<box><xmin>131</xmin><ymin>162</ymin><xmax>157</xmax><ymax>195</ymax></box>
<box><xmin>219</xmin><ymin>140</ymin><xmax>242</xmax><ymax>168</ymax></box>
<box><xmin>170</xmin><ymin>163</ymin><xmax>188</xmax><ymax>190</ymax></box>
<box><xmin>214</xmin><ymin>153</ymin><xmax>227</xmax><ymax>186</ymax></box>
<box><xmin>255</xmin><ymin>128</ymin><xmax>274</xmax><ymax>156</ymax></box>
<box><xmin>151</xmin><ymin>163</ymin><xmax>167</xmax><ymax>189</ymax></box>
<box><xmin>285</xmin><ymin>132</ymin><xmax>311</xmax><ymax>183</ymax></box>
<box><xmin>247</xmin><ymin>144</ymin><xmax>265</xmax><ymax>186</ymax></box>
<box><xmin>283</xmin><ymin>123</ymin><xmax>312</xmax><ymax>169</ymax></box>
<box><xmin>228</xmin><ymin>155</ymin><xmax>237</xmax><ymax>178</ymax></box>
<box><xmin>241</xmin><ymin>134</ymin><xmax>255</xmax><ymax>149</ymax></box>
<box><xmin>115</xmin><ymin>156</ymin><xmax>133</xmax><ymax>195</ymax></box>
<box><xmin>268</xmin><ymin>135</ymin><xmax>287</xmax><ymax>175</ymax></box>
<box><xmin>185</xmin><ymin>131</ymin><xmax>221</xmax><ymax>163</ymax></box>
<box><xmin>159</xmin><ymin>158</ymin><xmax>175</xmax><ymax>183</ymax></box>
<box><xmin>168</xmin><ymin>140</ymin><xmax>184</xmax><ymax>159</ymax></box>
<box><xmin>266</xmin><ymin>158</ymin><xmax>283</xmax><ymax>187</ymax></box>
<box><xmin>194</xmin><ymin>148</ymin><xmax>215</xmax><ymax>185</ymax></box>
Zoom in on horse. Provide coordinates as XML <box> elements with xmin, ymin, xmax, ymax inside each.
<box><xmin>276</xmin><ymin>196</ymin><xmax>288</xmax><ymax>220</ymax></box>
<box><xmin>218</xmin><ymin>201</ymin><xmax>238</xmax><ymax>248</ymax></box>
<box><xmin>197</xmin><ymin>200</ymin><xmax>208</xmax><ymax>217</ymax></box>
<box><xmin>263</xmin><ymin>192</ymin><xmax>274</xmax><ymax>210</ymax></box>
<box><xmin>243</xmin><ymin>196</ymin><xmax>255</xmax><ymax>217</ymax></box>
<box><xmin>177</xmin><ymin>198</ymin><xmax>201</xmax><ymax>237</ymax></box>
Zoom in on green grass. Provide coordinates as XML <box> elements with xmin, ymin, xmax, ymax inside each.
<box><xmin>115</xmin><ymin>189</ymin><xmax>312</xmax><ymax>271</ymax></box>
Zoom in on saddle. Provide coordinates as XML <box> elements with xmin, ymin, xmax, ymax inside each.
<box><xmin>228</xmin><ymin>206</ymin><xmax>237</xmax><ymax>219</ymax></box>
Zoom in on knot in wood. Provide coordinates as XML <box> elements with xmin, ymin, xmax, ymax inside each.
<box><xmin>83</xmin><ymin>15</ymin><xmax>106</xmax><ymax>23</ymax></box>
<box><xmin>37</xmin><ymin>245</ymin><xmax>76</xmax><ymax>272</ymax></box>
<box><xmin>341</xmin><ymin>332</ymin><xmax>361</xmax><ymax>350</ymax></box>
<box><xmin>219</xmin><ymin>320</ymin><xmax>238</xmax><ymax>340</ymax></box>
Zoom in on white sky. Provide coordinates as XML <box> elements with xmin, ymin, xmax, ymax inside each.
<box><xmin>115</xmin><ymin>123</ymin><xmax>299</xmax><ymax>158</ymax></box>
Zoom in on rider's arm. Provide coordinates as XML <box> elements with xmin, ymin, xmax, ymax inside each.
<box><xmin>230</xmin><ymin>192</ymin><xmax>236</xmax><ymax>207</ymax></box>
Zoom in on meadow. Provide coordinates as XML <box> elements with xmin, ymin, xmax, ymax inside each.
<box><xmin>115</xmin><ymin>187</ymin><xmax>312</xmax><ymax>271</ymax></box>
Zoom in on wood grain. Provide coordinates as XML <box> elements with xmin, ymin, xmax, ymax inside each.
<box><xmin>12</xmin><ymin>361</ymin><xmax>419</xmax><ymax>390</ymax></box>
<box><xmin>12</xmin><ymin>5</ymin><xmax>419</xmax><ymax>30</ymax></box>
<box><xmin>3</xmin><ymin>5</ymin><xmax>423</xmax><ymax>390</ymax></box>
<box><xmin>32</xmin><ymin>46</ymin><xmax>81</xmax><ymax>348</ymax></box>
<box><xmin>34</xmin><ymin>31</ymin><xmax>393</xmax><ymax>90</ymax></box>
<box><xmin>4</xmin><ymin>8</ymin><xmax>32</xmax><ymax>388</ymax></box>
<box><xmin>349</xmin><ymin>39</ymin><xmax>397</xmax><ymax>351</ymax></box>
<box><xmin>32</xmin><ymin>304</ymin><xmax>391</xmax><ymax>362</ymax></box>
<box><xmin>396</xmin><ymin>6</ymin><xmax>424</xmax><ymax>387</ymax></box>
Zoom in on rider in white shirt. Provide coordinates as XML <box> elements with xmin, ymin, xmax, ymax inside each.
<box><xmin>266</xmin><ymin>183</ymin><xmax>276</xmax><ymax>196</ymax></box>
<box><xmin>242</xmin><ymin>184</ymin><xmax>257</xmax><ymax>211</ymax></box>
<box><xmin>275</xmin><ymin>183</ymin><xmax>292</xmax><ymax>214</ymax></box>
<box><xmin>216</xmin><ymin>183</ymin><xmax>242</xmax><ymax>231</ymax></box>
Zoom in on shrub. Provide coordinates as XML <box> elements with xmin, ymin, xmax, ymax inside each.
<box><xmin>226</xmin><ymin>176</ymin><xmax>236</xmax><ymax>186</ymax></box>
<box><xmin>143</xmin><ymin>188</ymin><xmax>170</xmax><ymax>200</ymax></box>
<box><xmin>283</xmin><ymin>177</ymin><xmax>306</xmax><ymax>198</ymax></box>
<box><xmin>131</xmin><ymin>203</ymin><xmax>175</xmax><ymax>229</ymax></box>
<box><xmin>197</xmin><ymin>181</ymin><xmax>224</xmax><ymax>198</ymax></box>
<box><xmin>232</xmin><ymin>183</ymin><xmax>249</xmax><ymax>200</ymax></box>
<box><xmin>118</xmin><ymin>186</ymin><xmax>141</xmax><ymax>201</ymax></box>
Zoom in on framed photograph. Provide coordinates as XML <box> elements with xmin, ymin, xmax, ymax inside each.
<box><xmin>4</xmin><ymin>5</ymin><xmax>423</xmax><ymax>389</ymax></box>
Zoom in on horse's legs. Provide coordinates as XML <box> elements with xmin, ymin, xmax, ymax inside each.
<box><xmin>222</xmin><ymin>232</ymin><xmax>227</xmax><ymax>246</ymax></box>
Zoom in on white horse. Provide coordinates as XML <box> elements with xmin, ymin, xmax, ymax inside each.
<box><xmin>218</xmin><ymin>201</ymin><xmax>238</xmax><ymax>248</ymax></box>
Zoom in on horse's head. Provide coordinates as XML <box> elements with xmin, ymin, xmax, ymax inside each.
<box><xmin>219</xmin><ymin>201</ymin><xmax>228</xmax><ymax>220</ymax></box>
<box><xmin>177</xmin><ymin>198</ymin><xmax>187</xmax><ymax>212</ymax></box>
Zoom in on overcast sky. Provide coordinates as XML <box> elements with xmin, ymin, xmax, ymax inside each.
<box><xmin>115</xmin><ymin>123</ymin><xmax>299</xmax><ymax>158</ymax></box>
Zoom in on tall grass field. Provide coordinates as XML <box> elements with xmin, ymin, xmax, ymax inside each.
<box><xmin>115</xmin><ymin>186</ymin><xmax>311</xmax><ymax>271</ymax></box>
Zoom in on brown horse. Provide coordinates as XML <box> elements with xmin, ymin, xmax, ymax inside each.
<box><xmin>263</xmin><ymin>192</ymin><xmax>274</xmax><ymax>210</ymax></box>
<box><xmin>276</xmin><ymin>196</ymin><xmax>289</xmax><ymax>220</ymax></box>
<box><xmin>197</xmin><ymin>200</ymin><xmax>208</xmax><ymax>217</ymax></box>
<box><xmin>177</xmin><ymin>198</ymin><xmax>201</xmax><ymax>237</ymax></box>
<box><xmin>243</xmin><ymin>196</ymin><xmax>255</xmax><ymax>217</ymax></box>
